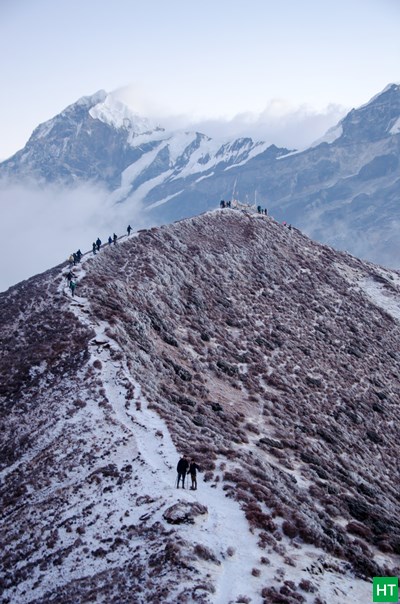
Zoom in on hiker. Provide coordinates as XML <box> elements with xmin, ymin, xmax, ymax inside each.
<box><xmin>227</xmin><ymin>200</ymin><xmax>231</xmax><ymax>208</ymax></box>
<box><xmin>92</xmin><ymin>242</ymin><xmax>97</xmax><ymax>255</ymax></box>
<box><xmin>257</xmin><ymin>205</ymin><xmax>262</xmax><ymax>213</ymax></box>
<box><xmin>113</xmin><ymin>233</ymin><xmax>118</xmax><ymax>245</ymax></box>
<box><xmin>66</xmin><ymin>270</ymin><xmax>73</xmax><ymax>283</ymax></box>
<box><xmin>220</xmin><ymin>200</ymin><xmax>226</xmax><ymax>209</ymax></box>
<box><xmin>72</xmin><ymin>252</ymin><xmax>77</xmax><ymax>266</ymax></box>
<box><xmin>68</xmin><ymin>254</ymin><xmax>74</xmax><ymax>267</ymax></box>
<box><xmin>76</xmin><ymin>249</ymin><xmax>82</xmax><ymax>261</ymax></box>
<box><xmin>127</xmin><ymin>225</ymin><xmax>132</xmax><ymax>235</ymax></box>
<box><xmin>96</xmin><ymin>237</ymin><xmax>101</xmax><ymax>251</ymax></box>
<box><xmin>69</xmin><ymin>280</ymin><xmax>77</xmax><ymax>297</ymax></box>
<box><xmin>189</xmin><ymin>459</ymin><xmax>200</xmax><ymax>491</ymax></box>
<box><xmin>176</xmin><ymin>456</ymin><xmax>189</xmax><ymax>489</ymax></box>
<box><xmin>108</xmin><ymin>236</ymin><xmax>112</xmax><ymax>246</ymax></box>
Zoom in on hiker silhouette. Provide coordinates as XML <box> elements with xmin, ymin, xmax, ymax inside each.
<box><xmin>176</xmin><ymin>456</ymin><xmax>189</xmax><ymax>488</ymax></box>
<box><xmin>189</xmin><ymin>459</ymin><xmax>200</xmax><ymax>490</ymax></box>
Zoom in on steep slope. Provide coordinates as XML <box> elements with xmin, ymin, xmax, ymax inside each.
<box><xmin>1</xmin><ymin>210</ymin><xmax>400</xmax><ymax>604</ymax></box>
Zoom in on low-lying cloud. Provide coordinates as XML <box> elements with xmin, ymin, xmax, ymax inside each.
<box><xmin>0</xmin><ymin>180</ymin><xmax>153</xmax><ymax>292</ymax></box>
<box><xmin>179</xmin><ymin>101</ymin><xmax>348</xmax><ymax>150</ymax></box>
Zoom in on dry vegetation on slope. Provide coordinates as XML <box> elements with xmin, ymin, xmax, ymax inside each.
<box><xmin>81</xmin><ymin>210</ymin><xmax>400</xmax><ymax>578</ymax></box>
<box><xmin>1</xmin><ymin>209</ymin><xmax>400</xmax><ymax>603</ymax></box>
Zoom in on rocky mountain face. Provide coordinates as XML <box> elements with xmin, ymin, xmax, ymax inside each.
<box><xmin>0</xmin><ymin>91</ymin><xmax>274</xmax><ymax>192</ymax></box>
<box><xmin>1</xmin><ymin>210</ymin><xmax>400</xmax><ymax>603</ymax></box>
<box><xmin>1</xmin><ymin>85</ymin><xmax>399</xmax><ymax>268</ymax></box>
<box><xmin>147</xmin><ymin>84</ymin><xmax>400</xmax><ymax>269</ymax></box>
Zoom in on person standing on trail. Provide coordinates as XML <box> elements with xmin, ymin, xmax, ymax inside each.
<box><xmin>108</xmin><ymin>236</ymin><xmax>112</xmax><ymax>246</ymax></box>
<box><xmin>69</xmin><ymin>280</ymin><xmax>77</xmax><ymax>297</ymax></box>
<box><xmin>92</xmin><ymin>242</ymin><xmax>97</xmax><ymax>255</ymax></box>
<box><xmin>113</xmin><ymin>233</ymin><xmax>118</xmax><ymax>245</ymax></box>
<box><xmin>127</xmin><ymin>225</ymin><xmax>132</xmax><ymax>236</ymax></box>
<box><xmin>189</xmin><ymin>459</ymin><xmax>200</xmax><ymax>491</ymax></box>
<box><xmin>176</xmin><ymin>456</ymin><xmax>189</xmax><ymax>489</ymax></box>
<box><xmin>96</xmin><ymin>237</ymin><xmax>101</xmax><ymax>251</ymax></box>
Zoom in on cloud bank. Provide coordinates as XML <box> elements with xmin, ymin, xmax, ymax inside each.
<box><xmin>114</xmin><ymin>86</ymin><xmax>348</xmax><ymax>149</ymax></box>
<box><xmin>0</xmin><ymin>180</ymin><xmax>153</xmax><ymax>292</ymax></box>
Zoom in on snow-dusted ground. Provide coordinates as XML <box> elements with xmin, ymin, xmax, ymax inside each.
<box><xmin>49</xmin><ymin>235</ymin><xmax>378</xmax><ymax>604</ymax></box>
<box><xmin>2</xmin><ymin>212</ymin><xmax>400</xmax><ymax>603</ymax></box>
<box><xmin>61</xmin><ymin>260</ymin><xmax>264</xmax><ymax>603</ymax></box>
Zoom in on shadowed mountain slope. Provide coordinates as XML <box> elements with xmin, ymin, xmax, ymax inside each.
<box><xmin>1</xmin><ymin>210</ymin><xmax>400</xmax><ymax>603</ymax></box>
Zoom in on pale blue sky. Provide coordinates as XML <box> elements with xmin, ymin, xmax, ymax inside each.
<box><xmin>0</xmin><ymin>0</ymin><xmax>399</xmax><ymax>159</ymax></box>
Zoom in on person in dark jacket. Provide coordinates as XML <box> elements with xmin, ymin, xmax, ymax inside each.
<box><xmin>127</xmin><ymin>225</ymin><xmax>132</xmax><ymax>235</ymax></box>
<box><xmin>176</xmin><ymin>456</ymin><xmax>189</xmax><ymax>488</ymax></box>
<box><xmin>96</xmin><ymin>237</ymin><xmax>101</xmax><ymax>251</ymax></box>
<box><xmin>189</xmin><ymin>459</ymin><xmax>200</xmax><ymax>490</ymax></box>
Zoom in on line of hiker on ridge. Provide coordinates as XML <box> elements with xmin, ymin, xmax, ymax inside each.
<box><xmin>220</xmin><ymin>199</ymin><xmax>269</xmax><ymax>215</ymax></box>
<box><xmin>65</xmin><ymin>224</ymin><xmax>133</xmax><ymax>296</ymax></box>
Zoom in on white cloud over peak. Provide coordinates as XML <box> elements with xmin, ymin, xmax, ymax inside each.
<box><xmin>113</xmin><ymin>85</ymin><xmax>347</xmax><ymax>150</ymax></box>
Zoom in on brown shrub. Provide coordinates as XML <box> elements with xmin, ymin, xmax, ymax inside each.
<box><xmin>282</xmin><ymin>520</ymin><xmax>298</xmax><ymax>539</ymax></box>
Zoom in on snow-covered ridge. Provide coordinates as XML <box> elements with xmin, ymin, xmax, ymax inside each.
<box><xmin>1</xmin><ymin>211</ymin><xmax>400</xmax><ymax>602</ymax></box>
<box><xmin>309</xmin><ymin>123</ymin><xmax>343</xmax><ymax>148</ymax></box>
<box><xmin>90</xmin><ymin>92</ymin><xmax>158</xmax><ymax>136</ymax></box>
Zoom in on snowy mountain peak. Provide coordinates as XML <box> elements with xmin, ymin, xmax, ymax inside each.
<box><xmin>75</xmin><ymin>89</ymin><xmax>107</xmax><ymax>108</ymax></box>
<box><xmin>89</xmin><ymin>92</ymin><xmax>160</xmax><ymax>136</ymax></box>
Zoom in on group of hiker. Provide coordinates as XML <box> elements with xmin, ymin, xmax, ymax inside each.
<box><xmin>65</xmin><ymin>224</ymin><xmax>133</xmax><ymax>296</ymax></box>
<box><xmin>68</xmin><ymin>249</ymin><xmax>83</xmax><ymax>267</ymax></box>
<box><xmin>65</xmin><ymin>270</ymin><xmax>77</xmax><ymax>296</ymax></box>
<box><xmin>90</xmin><ymin>225</ymin><xmax>133</xmax><ymax>256</ymax></box>
<box><xmin>219</xmin><ymin>199</ymin><xmax>270</xmax><ymax>216</ymax></box>
<box><xmin>176</xmin><ymin>456</ymin><xmax>200</xmax><ymax>490</ymax></box>
<box><xmin>219</xmin><ymin>199</ymin><xmax>295</xmax><ymax>230</ymax></box>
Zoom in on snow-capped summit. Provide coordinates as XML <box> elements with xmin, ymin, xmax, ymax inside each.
<box><xmin>89</xmin><ymin>92</ymin><xmax>159</xmax><ymax>137</ymax></box>
<box><xmin>0</xmin><ymin>90</ymin><xmax>273</xmax><ymax>193</ymax></box>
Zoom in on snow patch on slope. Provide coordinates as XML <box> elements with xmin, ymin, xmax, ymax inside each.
<box><xmin>389</xmin><ymin>116</ymin><xmax>400</xmax><ymax>135</ymax></box>
<box><xmin>61</xmin><ymin>258</ymin><xmax>264</xmax><ymax>604</ymax></box>
<box><xmin>358</xmin><ymin>276</ymin><xmax>400</xmax><ymax>322</ymax></box>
